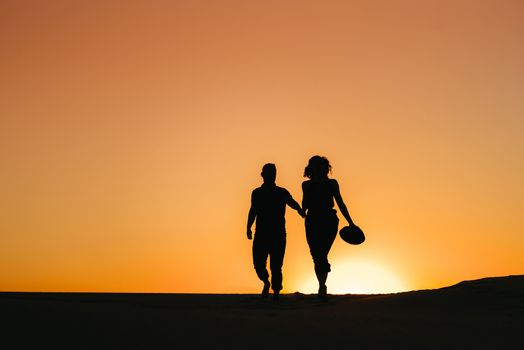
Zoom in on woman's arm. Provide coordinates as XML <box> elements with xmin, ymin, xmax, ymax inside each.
<box><xmin>332</xmin><ymin>179</ymin><xmax>354</xmax><ymax>226</ymax></box>
<box><xmin>301</xmin><ymin>181</ymin><xmax>309</xmax><ymax>215</ymax></box>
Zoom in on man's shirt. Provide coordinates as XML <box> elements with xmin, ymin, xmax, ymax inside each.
<box><xmin>251</xmin><ymin>184</ymin><xmax>292</xmax><ymax>235</ymax></box>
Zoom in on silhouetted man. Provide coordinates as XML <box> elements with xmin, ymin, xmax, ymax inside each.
<box><xmin>247</xmin><ymin>163</ymin><xmax>304</xmax><ymax>300</ymax></box>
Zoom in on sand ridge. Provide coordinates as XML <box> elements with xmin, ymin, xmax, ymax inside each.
<box><xmin>2</xmin><ymin>275</ymin><xmax>523</xmax><ymax>349</ymax></box>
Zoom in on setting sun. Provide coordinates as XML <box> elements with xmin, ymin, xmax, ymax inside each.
<box><xmin>299</xmin><ymin>259</ymin><xmax>408</xmax><ymax>295</ymax></box>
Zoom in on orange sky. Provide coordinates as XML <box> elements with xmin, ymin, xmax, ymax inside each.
<box><xmin>1</xmin><ymin>0</ymin><xmax>523</xmax><ymax>293</ymax></box>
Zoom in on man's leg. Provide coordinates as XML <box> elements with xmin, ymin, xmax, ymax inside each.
<box><xmin>252</xmin><ymin>235</ymin><xmax>270</xmax><ymax>297</ymax></box>
<box><xmin>269</xmin><ymin>235</ymin><xmax>286</xmax><ymax>298</ymax></box>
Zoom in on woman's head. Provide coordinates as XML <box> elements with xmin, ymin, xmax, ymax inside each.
<box><xmin>304</xmin><ymin>156</ymin><xmax>332</xmax><ymax>179</ymax></box>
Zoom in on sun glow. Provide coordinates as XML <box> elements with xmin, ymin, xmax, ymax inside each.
<box><xmin>299</xmin><ymin>260</ymin><xmax>409</xmax><ymax>295</ymax></box>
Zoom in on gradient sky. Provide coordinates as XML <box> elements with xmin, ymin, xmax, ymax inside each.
<box><xmin>1</xmin><ymin>0</ymin><xmax>523</xmax><ymax>293</ymax></box>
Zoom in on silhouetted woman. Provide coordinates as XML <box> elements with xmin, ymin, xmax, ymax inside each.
<box><xmin>302</xmin><ymin>156</ymin><xmax>355</xmax><ymax>299</ymax></box>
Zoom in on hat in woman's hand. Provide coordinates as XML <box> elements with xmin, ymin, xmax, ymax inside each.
<box><xmin>339</xmin><ymin>225</ymin><xmax>365</xmax><ymax>245</ymax></box>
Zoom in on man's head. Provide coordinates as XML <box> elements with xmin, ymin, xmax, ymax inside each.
<box><xmin>261</xmin><ymin>163</ymin><xmax>276</xmax><ymax>184</ymax></box>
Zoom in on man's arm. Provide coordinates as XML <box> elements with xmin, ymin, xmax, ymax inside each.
<box><xmin>286</xmin><ymin>191</ymin><xmax>306</xmax><ymax>218</ymax></box>
<box><xmin>246</xmin><ymin>192</ymin><xmax>257</xmax><ymax>239</ymax></box>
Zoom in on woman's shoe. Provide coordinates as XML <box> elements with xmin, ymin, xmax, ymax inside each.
<box><xmin>318</xmin><ymin>285</ymin><xmax>328</xmax><ymax>300</ymax></box>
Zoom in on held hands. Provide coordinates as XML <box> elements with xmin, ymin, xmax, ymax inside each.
<box><xmin>298</xmin><ymin>208</ymin><xmax>306</xmax><ymax>218</ymax></box>
<box><xmin>246</xmin><ymin>227</ymin><xmax>253</xmax><ymax>240</ymax></box>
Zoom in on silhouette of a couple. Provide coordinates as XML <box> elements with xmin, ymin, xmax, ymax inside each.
<box><xmin>247</xmin><ymin>155</ymin><xmax>356</xmax><ymax>300</ymax></box>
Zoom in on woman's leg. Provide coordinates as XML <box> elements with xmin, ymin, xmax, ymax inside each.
<box><xmin>307</xmin><ymin>224</ymin><xmax>331</xmax><ymax>295</ymax></box>
<box><xmin>307</xmin><ymin>215</ymin><xmax>338</xmax><ymax>297</ymax></box>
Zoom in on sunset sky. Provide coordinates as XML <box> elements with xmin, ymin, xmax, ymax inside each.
<box><xmin>1</xmin><ymin>0</ymin><xmax>523</xmax><ymax>294</ymax></box>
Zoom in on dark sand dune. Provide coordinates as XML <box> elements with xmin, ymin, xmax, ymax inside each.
<box><xmin>2</xmin><ymin>275</ymin><xmax>523</xmax><ymax>349</ymax></box>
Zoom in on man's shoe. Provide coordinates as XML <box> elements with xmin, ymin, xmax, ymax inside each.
<box><xmin>261</xmin><ymin>282</ymin><xmax>270</xmax><ymax>298</ymax></box>
<box><xmin>273</xmin><ymin>290</ymin><xmax>280</xmax><ymax>301</ymax></box>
